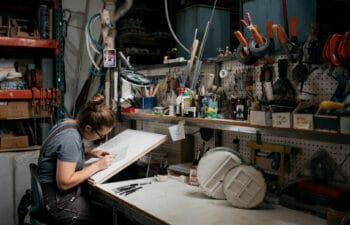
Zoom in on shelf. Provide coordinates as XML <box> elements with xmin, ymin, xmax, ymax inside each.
<box><xmin>0</xmin><ymin>89</ymin><xmax>60</xmax><ymax>100</ymax></box>
<box><xmin>0</xmin><ymin>115</ymin><xmax>52</xmax><ymax>120</ymax></box>
<box><xmin>0</xmin><ymin>37</ymin><xmax>59</xmax><ymax>54</ymax></box>
<box><xmin>122</xmin><ymin>112</ymin><xmax>350</xmax><ymax>144</ymax></box>
<box><xmin>0</xmin><ymin>0</ymin><xmax>58</xmax><ymax>10</ymax></box>
<box><xmin>0</xmin><ymin>145</ymin><xmax>41</xmax><ymax>153</ymax></box>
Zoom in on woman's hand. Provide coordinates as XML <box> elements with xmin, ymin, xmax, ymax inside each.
<box><xmin>89</xmin><ymin>149</ymin><xmax>111</xmax><ymax>158</ymax></box>
<box><xmin>95</xmin><ymin>154</ymin><xmax>115</xmax><ymax>170</ymax></box>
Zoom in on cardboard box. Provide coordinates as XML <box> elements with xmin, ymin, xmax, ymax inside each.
<box><xmin>250</xmin><ymin>110</ymin><xmax>272</xmax><ymax>126</ymax></box>
<box><xmin>0</xmin><ymin>104</ymin><xmax>8</xmax><ymax>118</ymax></box>
<box><xmin>293</xmin><ymin>102</ymin><xmax>316</xmax><ymax>130</ymax></box>
<box><xmin>272</xmin><ymin>112</ymin><xmax>291</xmax><ymax>128</ymax></box>
<box><xmin>7</xmin><ymin>101</ymin><xmax>32</xmax><ymax>118</ymax></box>
<box><xmin>0</xmin><ymin>135</ymin><xmax>29</xmax><ymax>149</ymax></box>
<box><xmin>340</xmin><ymin>117</ymin><xmax>350</xmax><ymax>134</ymax></box>
<box><xmin>0</xmin><ymin>101</ymin><xmax>51</xmax><ymax>118</ymax></box>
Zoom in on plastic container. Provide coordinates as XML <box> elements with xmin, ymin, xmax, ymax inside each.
<box><xmin>141</xmin><ymin>96</ymin><xmax>157</xmax><ymax>109</ymax></box>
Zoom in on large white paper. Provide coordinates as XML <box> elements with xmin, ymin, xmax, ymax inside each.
<box><xmin>85</xmin><ymin>145</ymin><xmax>129</xmax><ymax>166</ymax></box>
<box><xmin>88</xmin><ymin>129</ymin><xmax>167</xmax><ymax>184</ymax></box>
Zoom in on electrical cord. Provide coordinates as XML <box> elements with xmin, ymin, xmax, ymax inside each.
<box><xmin>88</xmin><ymin>13</ymin><xmax>103</xmax><ymax>53</ymax></box>
<box><xmin>164</xmin><ymin>0</ymin><xmax>190</xmax><ymax>55</ymax></box>
<box><xmin>85</xmin><ymin>20</ymin><xmax>101</xmax><ymax>71</ymax></box>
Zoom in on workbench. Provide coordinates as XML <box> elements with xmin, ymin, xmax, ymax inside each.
<box><xmin>91</xmin><ymin>176</ymin><xmax>326</xmax><ymax>225</ymax></box>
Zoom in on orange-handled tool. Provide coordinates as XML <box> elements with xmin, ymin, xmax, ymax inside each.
<box><xmin>290</xmin><ymin>16</ymin><xmax>297</xmax><ymax>38</ymax></box>
<box><xmin>277</xmin><ymin>25</ymin><xmax>288</xmax><ymax>44</ymax></box>
<box><xmin>266</xmin><ymin>20</ymin><xmax>274</xmax><ymax>39</ymax></box>
<box><xmin>234</xmin><ymin>31</ymin><xmax>248</xmax><ymax>47</ymax></box>
<box><xmin>251</xmin><ymin>26</ymin><xmax>264</xmax><ymax>45</ymax></box>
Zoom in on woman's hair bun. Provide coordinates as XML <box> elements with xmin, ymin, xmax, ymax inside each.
<box><xmin>87</xmin><ymin>93</ymin><xmax>105</xmax><ymax>111</ymax></box>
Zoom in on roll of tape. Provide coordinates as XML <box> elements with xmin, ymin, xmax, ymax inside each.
<box><xmin>219</xmin><ymin>69</ymin><xmax>228</xmax><ymax>78</ymax></box>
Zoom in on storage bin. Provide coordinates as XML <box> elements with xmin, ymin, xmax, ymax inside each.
<box><xmin>314</xmin><ymin>109</ymin><xmax>339</xmax><ymax>133</ymax></box>
<box><xmin>250</xmin><ymin>110</ymin><xmax>272</xmax><ymax>126</ymax></box>
<box><xmin>340</xmin><ymin>116</ymin><xmax>350</xmax><ymax>134</ymax></box>
<box><xmin>272</xmin><ymin>112</ymin><xmax>291</xmax><ymax>128</ymax></box>
<box><xmin>293</xmin><ymin>102</ymin><xmax>316</xmax><ymax>130</ymax></box>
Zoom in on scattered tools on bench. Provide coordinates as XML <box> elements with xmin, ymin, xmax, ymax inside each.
<box><xmin>113</xmin><ymin>181</ymin><xmax>152</xmax><ymax>196</ymax></box>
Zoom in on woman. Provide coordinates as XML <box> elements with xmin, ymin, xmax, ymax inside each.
<box><xmin>37</xmin><ymin>93</ymin><xmax>115</xmax><ymax>225</ymax></box>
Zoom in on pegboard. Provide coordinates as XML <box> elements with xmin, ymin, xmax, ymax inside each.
<box><xmin>132</xmin><ymin>119</ymin><xmax>350</xmax><ymax>185</ymax></box>
<box><xmin>221</xmin><ymin>131</ymin><xmax>350</xmax><ymax>183</ymax></box>
<box><xmin>127</xmin><ymin>57</ymin><xmax>350</xmax><ymax>186</ymax></box>
<box><xmin>220</xmin><ymin>60</ymin><xmax>340</xmax><ymax>104</ymax></box>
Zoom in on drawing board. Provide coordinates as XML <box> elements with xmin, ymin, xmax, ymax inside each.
<box><xmin>87</xmin><ymin>129</ymin><xmax>168</xmax><ymax>184</ymax></box>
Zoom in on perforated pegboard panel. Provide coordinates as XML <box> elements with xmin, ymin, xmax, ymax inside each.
<box><xmin>134</xmin><ymin>120</ymin><xmax>350</xmax><ymax>184</ymax></box>
<box><xmin>130</xmin><ymin>58</ymin><xmax>350</xmax><ymax>185</ymax></box>
<box><xmin>220</xmin><ymin>60</ymin><xmax>340</xmax><ymax>104</ymax></box>
<box><xmin>221</xmin><ymin>131</ymin><xmax>350</xmax><ymax>183</ymax></box>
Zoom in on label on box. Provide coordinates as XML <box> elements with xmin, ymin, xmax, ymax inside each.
<box><xmin>272</xmin><ymin>112</ymin><xmax>291</xmax><ymax>128</ymax></box>
<box><xmin>293</xmin><ymin>114</ymin><xmax>313</xmax><ymax>130</ymax></box>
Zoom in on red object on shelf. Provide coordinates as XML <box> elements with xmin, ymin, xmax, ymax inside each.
<box><xmin>0</xmin><ymin>37</ymin><xmax>59</xmax><ymax>55</ymax></box>
<box><xmin>122</xmin><ymin>107</ymin><xmax>136</xmax><ymax>113</ymax></box>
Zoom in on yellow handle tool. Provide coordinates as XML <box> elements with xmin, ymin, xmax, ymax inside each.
<box><xmin>319</xmin><ymin>100</ymin><xmax>345</xmax><ymax>110</ymax></box>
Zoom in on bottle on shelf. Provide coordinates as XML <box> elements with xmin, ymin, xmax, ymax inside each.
<box><xmin>176</xmin><ymin>87</ymin><xmax>184</xmax><ymax>116</ymax></box>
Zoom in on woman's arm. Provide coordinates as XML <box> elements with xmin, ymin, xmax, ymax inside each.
<box><xmin>56</xmin><ymin>154</ymin><xmax>114</xmax><ymax>191</ymax></box>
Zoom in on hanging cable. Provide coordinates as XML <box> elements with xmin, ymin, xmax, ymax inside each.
<box><xmin>164</xmin><ymin>0</ymin><xmax>191</xmax><ymax>55</ymax></box>
<box><xmin>88</xmin><ymin>13</ymin><xmax>103</xmax><ymax>52</ymax></box>
<box><xmin>85</xmin><ymin>23</ymin><xmax>101</xmax><ymax>71</ymax></box>
<box><xmin>89</xmin><ymin>66</ymin><xmax>107</xmax><ymax>77</ymax></box>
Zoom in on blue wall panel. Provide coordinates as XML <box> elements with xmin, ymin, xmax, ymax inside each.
<box><xmin>243</xmin><ymin>0</ymin><xmax>316</xmax><ymax>43</ymax></box>
<box><xmin>176</xmin><ymin>4</ymin><xmax>230</xmax><ymax>58</ymax></box>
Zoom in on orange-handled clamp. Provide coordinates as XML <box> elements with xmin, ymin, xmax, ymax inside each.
<box><xmin>277</xmin><ymin>25</ymin><xmax>288</xmax><ymax>44</ymax></box>
<box><xmin>266</xmin><ymin>20</ymin><xmax>274</xmax><ymax>39</ymax></box>
<box><xmin>290</xmin><ymin>16</ymin><xmax>297</xmax><ymax>37</ymax></box>
<box><xmin>251</xmin><ymin>26</ymin><xmax>265</xmax><ymax>45</ymax></box>
<box><xmin>234</xmin><ymin>31</ymin><xmax>248</xmax><ymax>47</ymax></box>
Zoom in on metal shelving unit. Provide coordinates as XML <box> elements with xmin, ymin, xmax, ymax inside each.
<box><xmin>0</xmin><ymin>37</ymin><xmax>58</xmax><ymax>51</ymax></box>
<box><xmin>0</xmin><ymin>0</ymin><xmax>64</xmax><ymax>150</ymax></box>
<box><xmin>0</xmin><ymin>89</ymin><xmax>59</xmax><ymax>99</ymax></box>
<box><xmin>0</xmin><ymin>0</ymin><xmax>64</xmax><ymax>120</ymax></box>
<box><xmin>54</xmin><ymin>0</ymin><xmax>65</xmax><ymax>120</ymax></box>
